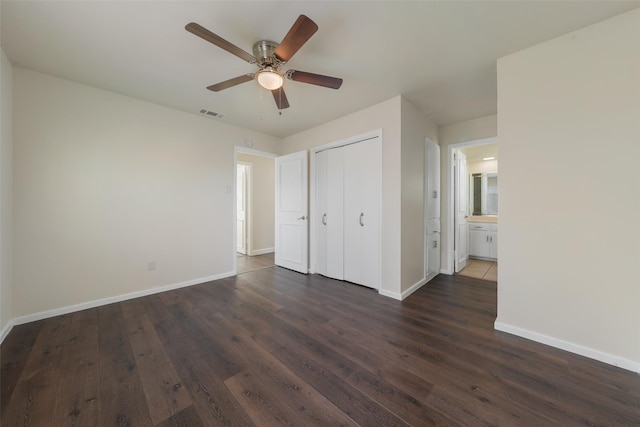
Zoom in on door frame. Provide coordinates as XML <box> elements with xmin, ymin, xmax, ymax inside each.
<box><xmin>309</xmin><ymin>128</ymin><xmax>382</xmax><ymax>279</ymax></box>
<box><xmin>233</xmin><ymin>146</ymin><xmax>276</xmax><ymax>275</ymax></box>
<box><xmin>236</xmin><ymin>161</ymin><xmax>252</xmax><ymax>255</ymax></box>
<box><xmin>445</xmin><ymin>137</ymin><xmax>496</xmax><ymax>275</ymax></box>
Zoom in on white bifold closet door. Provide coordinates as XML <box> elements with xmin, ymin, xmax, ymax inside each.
<box><xmin>343</xmin><ymin>139</ymin><xmax>380</xmax><ymax>288</ymax></box>
<box><xmin>315</xmin><ymin>148</ymin><xmax>344</xmax><ymax>280</ymax></box>
<box><xmin>316</xmin><ymin>137</ymin><xmax>381</xmax><ymax>290</ymax></box>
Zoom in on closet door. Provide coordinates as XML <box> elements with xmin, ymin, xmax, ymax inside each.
<box><xmin>343</xmin><ymin>138</ymin><xmax>381</xmax><ymax>289</ymax></box>
<box><xmin>325</xmin><ymin>148</ymin><xmax>344</xmax><ymax>280</ymax></box>
<box><xmin>315</xmin><ymin>151</ymin><xmax>328</xmax><ymax>276</ymax></box>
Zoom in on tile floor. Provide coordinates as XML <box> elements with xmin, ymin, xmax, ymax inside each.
<box><xmin>236</xmin><ymin>252</ymin><xmax>275</xmax><ymax>274</ymax></box>
<box><xmin>457</xmin><ymin>258</ymin><xmax>497</xmax><ymax>281</ymax></box>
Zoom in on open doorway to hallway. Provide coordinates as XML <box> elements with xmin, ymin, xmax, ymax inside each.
<box><xmin>234</xmin><ymin>149</ymin><xmax>276</xmax><ymax>274</ymax></box>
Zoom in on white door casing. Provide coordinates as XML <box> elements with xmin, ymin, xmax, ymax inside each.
<box><xmin>454</xmin><ymin>150</ymin><xmax>468</xmax><ymax>272</ymax></box>
<box><xmin>275</xmin><ymin>150</ymin><xmax>308</xmax><ymax>274</ymax></box>
<box><xmin>236</xmin><ymin>163</ymin><xmax>250</xmax><ymax>255</ymax></box>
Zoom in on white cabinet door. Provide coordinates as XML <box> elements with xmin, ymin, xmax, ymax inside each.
<box><xmin>425</xmin><ymin>139</ymin><xmax>441</xmax><ymax>280</ymax></box>
<box><xmin>468</xmin><ymin>224</ymin><xmax>497</xmax><ymax>260</ymax></box>
<box><xmin>489</xmin><ymin>227</ymin><xmax>498</xmax><ymax>259</ymax></box>
<box><xmin>343</xmin><ymin>138</ymin><xmax>381</xmax><ymax>289</ymax></box>
<box><xmin>427</xmin><ymin>233</ymin><xmax>441</xmax><ymax>277</ymax></box>
<box><xmin>468</xmin><ymin>229</ymin><xmax>489</xmax><ymax>258</ymax></box>
<box><xmin>426</xmin><ymin>140</ymin><xmax>440</xmax><ymax>221</ymax></box>
<box><xmin>275</xmin><ymin>150</ymin><xmax>308</xmax><ymax>274</ymax></box>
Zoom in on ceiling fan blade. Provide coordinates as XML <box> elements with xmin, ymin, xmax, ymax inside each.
<box><xmin>186</xmin><ymin>22</ymin><xmax>257</xmax><ymax>64</ymax></box>
<box><xmin>272</xmin><ymin>87</ymin><xmax>290</xmax><ymax>109</ymax></box>
<box><xmin>274</xmin><ymin>15</ymin><xmax>318</xmax><ymax>63</ymax></box>
<box><xmin>207</xmin><ymin>74</ymin><xmax>255</xmax><ymax>92</ymax></box>
<box><xmin>287</xmin><ymin>70</ymin><xmax>343</xmax><ymax>89</ymax></box>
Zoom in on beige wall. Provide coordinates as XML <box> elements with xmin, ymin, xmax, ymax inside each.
<box><xmin>400</xmin><ymin>97</ymin><xmax>438</xmax><ymax>293</ymax></box>
<box><xmin>12</xmin><ymin>68</ymin><xmax>282</xmax><ymax>320</ymax></box>
<box><xmin>0</xmin><ymin>50</ymin><xmax>13</xmax><ymax>336</ymax></box>
<box><xmin>438</xmin><ymin>114</ymin><xmax>497</xmax><ymax>273</ymax></box>
<box><xmin>496</xmin><ymin>9</ymin><xmax>640</xmax><ymax>371</ymax></box>
<box><xmin>237</xmin><ymin>152</ymin><xmax>275</xmax><ymax>255</ymax></box>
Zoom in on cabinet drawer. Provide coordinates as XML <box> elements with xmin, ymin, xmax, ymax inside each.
<box><xmin>468</xmin><ymin>223</ymin><xmax>490</xmax><ymax>231</ymax></box>
<box><xmin>490</xmin><ymin>224</ymin><xmax>498</xmax><ymax>232</ymax></box>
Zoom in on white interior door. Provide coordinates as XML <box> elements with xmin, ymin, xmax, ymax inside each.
<box><xmin>454</xmin><ymin>150</ymin><xmax>468</xmax><ymax>272</ymax></box>
<box><xmin>275</xmin><ymin>150</ymin><xmax>308</xmax><ymax>274</ymax></box>
<box><xmin>236</xmin><ymin>163</ymin><xmax>248</xmax><ymax>255</ymax></box>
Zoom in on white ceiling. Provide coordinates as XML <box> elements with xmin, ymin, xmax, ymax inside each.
<box><xmin>460</xmin><ymin>143</ymin><xmax>498</xmax><ymax>162</ymax></box>
<box><xmin>2</xmin><ymin>1</ymin><xmax>638</xmax><ymax>138</ymax></box>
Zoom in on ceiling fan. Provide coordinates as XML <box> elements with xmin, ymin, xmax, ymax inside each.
<box><xmin>186</xmin><ymin>15</ymin><xmax>343</xmax><ymax>110</ymax></box>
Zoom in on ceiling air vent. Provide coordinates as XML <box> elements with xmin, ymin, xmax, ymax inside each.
<box><xmin>200</xmin><ymin>109</ymin><xmax>224</xmax><ymax>118</ymax></box>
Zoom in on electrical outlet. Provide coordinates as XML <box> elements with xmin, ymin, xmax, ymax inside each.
<box><xmin>148</xmin><ymin>261</ymin><xmax>156</xmax><ymax>271</ymax></box>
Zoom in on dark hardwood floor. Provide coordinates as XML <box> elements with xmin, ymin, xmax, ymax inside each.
<box><xmin>2</xmin><ymin>268</ymin><xmax>639</xmax><ymax>426</ymax></box>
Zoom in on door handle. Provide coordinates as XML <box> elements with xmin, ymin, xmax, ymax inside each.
<box><xmin>322</xmin><ymin>213</ymin><xmax>327</xmax><ymax>225</ymax></box>
<box><xmin>359</xmin><ymin>213</ymin><xmax>364</xmax><ymax>227</ymax></box>
<box><xmin>297</xmin><ymin>215</ymin><xmax>306</xmax><ymax>220</ymax></box>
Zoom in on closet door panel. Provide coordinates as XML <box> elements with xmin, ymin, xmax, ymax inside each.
<box><xmin>343</xmin><ymin>139</ymin><xmax>380</xmax><ymax>289</ymax></box>
<box><xmin>343</xmin><ymin>143</ymin><xmax>363</xmax><ymax>285</ymax></box>
<box><xmin>326</xmin><ymin>148</ymin><xmax>344</xmax><ymax>280</ymax></box>
<box><xmin>359</xmin><ymin>139</ymin><xmax>381</xmax><ymax>289</ymax></box>
<box><xmin>315</xmin><ymin>151</ymin><xmax>328</xmax><ymax>276</ymax></box>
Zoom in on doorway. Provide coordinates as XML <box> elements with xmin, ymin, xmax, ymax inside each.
<box><xmin>446</xmin><ymin>137</ymin><xmax>498</xmax><ymax>278</ymax></box>
<box><xmin>236</xmin><ymin>162</ymin><xmax>250</xmax><ymax>255</ymax></box>
<box><xmin>233</xmin><ymin>147</ymin><xmax>277</xmax><ymax>274</ymax></box>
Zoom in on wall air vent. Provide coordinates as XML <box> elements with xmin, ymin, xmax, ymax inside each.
<box><xmin>200</xmin><ymin>109</ymin><xmax>224</xmax><ymax>118</ymax></box>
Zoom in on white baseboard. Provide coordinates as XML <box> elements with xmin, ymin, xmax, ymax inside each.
<box><xmin>0</xmin><ymin>319</ymin><xmax>14</xmax><ymax>344</ymax></box>
<box><xmin>401</xmin><ymin>276</ymin><xmax>428</xmax><ymax>300</ymax></box>
<box><xmin>248</xmin><ymin>247</ymin><xmax>274</xmax><ymax>256</ymax></box>
<box><xmin>494</xmin><ymin>321</ymin><xmax>640</xmax><ymax>374</ymax></box>
<box><xmin>378</xmin><ymin>273</ymin><xmax>440</xmax><ymax>301</ymax></box>
<box><xmin>378</xmin><ymin>288</ymin><xmax>402</xmax><ymax>300</ymax></box>
<box><xmin>11</xmin><ymin>271</ymin><xmax>236</xmax><ymax>327</ymax></box>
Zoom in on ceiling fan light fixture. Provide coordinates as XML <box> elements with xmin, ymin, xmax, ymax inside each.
<box><xmin>257</xmin><ymin>69</ymin><xmax>284</xmax><ymax>90</ymax></box>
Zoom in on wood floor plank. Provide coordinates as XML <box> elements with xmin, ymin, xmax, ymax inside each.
<box><xmin>51</xmin><ymin>322</ymin><xmax>100</xmax><ymax>425</ymax></box>
<box><xmin>2</xmin><ymin>267</ymin><xmax>639</xmax><ymax>426</ymax></box>
<box><xmin>0</xmin><ymin>321</ymin><xmax>44</xmax><ymax>412</ymax></box>
<box><xmin>143</xmin><ymin>300</ymin><xmax>256</xmax><ymax>426</ymax></box>
<box><xmin>1</xmin><ymin>315</ymin><xmax>75</xmax><ymax>426</ymax></box>
<box><xmin>125</xmin><ymin>314</ymin><xmax>192</xmax><ymax>425</ymax></box>
<box><xmin>198</xmin><ymin>310</ymin><xmax>359</xmax><ymax>426</ymax></box>
<box><xmin>154</xmin><ymin>404</ymin><xmax>205</xmax><ymax>427</ymax></box>
<box><xmin>97</xmin><ymin>304</ymin><xmax>153</xmax><ymax>426</ymax></box>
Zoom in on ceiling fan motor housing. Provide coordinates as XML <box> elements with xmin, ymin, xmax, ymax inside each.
<box><xmin>253</xmin><ymin>40</ymin><xmax>280</xmax><ymax>67</ymax></box>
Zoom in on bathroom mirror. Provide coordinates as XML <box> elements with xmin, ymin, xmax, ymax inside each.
<box><xmin>470</xmin><ymin>172</ymin><xmax>498</xmax><ymax>215</ymax></box>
